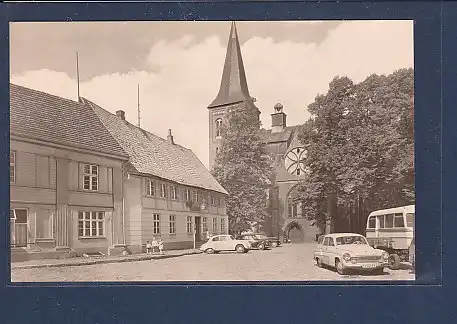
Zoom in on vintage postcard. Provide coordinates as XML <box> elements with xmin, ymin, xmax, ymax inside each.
<box><xmin>9</xmin><ymin>20</ymin><xmax>415</xmax><ymax>282</ymax></box>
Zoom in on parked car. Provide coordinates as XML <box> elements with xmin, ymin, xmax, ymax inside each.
<box><xmin>409</xmin><ymin>237</ymin><xmax>415</xmax><ymax>269</ymax></box>
<box><xmin>237</xmin><ymin>233</ymin><xmax>271</xmax><ymax>250</ymax></box>
<box><xmin>200</xmin><ymin>234</ymin><xmax>251</xmax><ymax>254</ymax></box>
<box><xmin>314</xmin><ymin>233</ymin><xmax>389</xmax><ymax>275</ymax></box>
<box><xmin>267</xmin><ymin>236</ymin><xmax>281</xmax><ymax>248</ymax></box>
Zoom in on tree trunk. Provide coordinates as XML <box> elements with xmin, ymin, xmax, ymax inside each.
<box><xmin>325</xmin><ymin>192</ymin><xmax>337</xmax><ymax>234</ymax></box>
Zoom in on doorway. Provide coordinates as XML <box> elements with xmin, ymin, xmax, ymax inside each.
<box><xmin>194</xmin><ymin>216</ymin><xmax>202</xmax><ymax>241</ymax></box>
<box><xmin>10</xmin><ymin>209</ymin><xmax>28</xmax><ymax>247</ymax></box>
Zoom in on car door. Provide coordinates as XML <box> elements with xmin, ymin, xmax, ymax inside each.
<box><xmin>321</xmin><ymin>237</ymin><xmax>331</xmax><ymax>265</ymax></box>
<box><xmin>218</xmin><ymin>235</ymin><xmax>232</xmax><ymax>251</ymax></box>
<box><xmin>326</xmin><ymin>237</ymin><xmax>337</xmax><ymax>267</ymax></box>
<box><xmin>315</xmin><ymin>235</ymin><xmax>324</xmax><ymax>261</ymax></box>
<box><xmin>210</xmin><ymin>236</ymin><xmax>221</xmax><ymax>251</ymax></box>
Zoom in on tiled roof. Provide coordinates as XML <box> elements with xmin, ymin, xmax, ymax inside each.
<box><xmin>84</xmin><ymin>99</ymin><xmax>228</xmax><ymax>195</ymax></box>
<box><xmin>261</xmin><ymin>126</ymin><xmax>300</xmax><ymax>144</ymax></box>
<box><xmin>10</xmin><ymin>84</ymin><xmax>128</xmax><ymax>159</ymax></box>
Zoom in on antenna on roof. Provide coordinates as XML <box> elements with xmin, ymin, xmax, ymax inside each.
<box><xmin>76</xmin><ymin>52</ymin><xmax>80</xmax><ymax>101</ymax></box>
<box><xmin>137</xmin><ymin>84</ymin><xmax>141</xmax><ymax>127</ymax></box>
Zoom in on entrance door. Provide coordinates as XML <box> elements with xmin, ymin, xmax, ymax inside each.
<box><xmin>195</xmin><ymin>216</ymin><xmax>202</xmax><ymax>241</ymax></box>
<box><xmin>288</xmin><ymin>223</ymin><xmax>304</xmax><ymax>243</ymax></box>
<box><xmin>11</xmin><ymin>209</ymin><xmax>28</xmax><ymax>247</ymax></box>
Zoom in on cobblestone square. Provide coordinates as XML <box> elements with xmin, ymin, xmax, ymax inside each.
<box><xmin>11</xmin><ymin>243</ymin><xmax>414</xmax><ymax>282</ymax></box>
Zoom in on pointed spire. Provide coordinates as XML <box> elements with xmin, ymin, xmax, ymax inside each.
<box><xmin>208</xmin><ymin>21</ymin><xmax>252</xmax><ymax>108</ymax></box>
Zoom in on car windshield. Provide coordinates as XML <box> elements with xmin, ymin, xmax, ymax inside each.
<box><xmin>335</xmin><ymin>236</ymin><xmax>368</xmax><ymax>245</ymax></box>
<box><xmin>254</xmin><ymin>234</ymin><xmax>267</xmax><ymax>239</ymax></box>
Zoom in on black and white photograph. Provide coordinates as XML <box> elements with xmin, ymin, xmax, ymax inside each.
<box><xmin>9</xmin><ymin>20</ymin><xmax>415</xmax><ymax>282</ymax></box>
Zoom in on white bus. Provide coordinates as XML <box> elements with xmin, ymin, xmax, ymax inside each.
<box><xmin>365</xmin><ymin>205</ymin><xmax>415</xmax><ymax>270</ymax></box>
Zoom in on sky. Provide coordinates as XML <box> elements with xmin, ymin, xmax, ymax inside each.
<box><xmin>10</xmin><ymin>21</ymin><xmax>413</xmax><ymax>169</ymax></box>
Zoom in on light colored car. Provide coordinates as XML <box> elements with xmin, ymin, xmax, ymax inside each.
<box><xmin>200</xmin><ymin>234</ymin><xmax>251</xmax><ymax>254</ymax></box>
<box><xmin>314</xmin><ymin>233</ymin><xmax>389</xmax><ymax>275</ymax></box>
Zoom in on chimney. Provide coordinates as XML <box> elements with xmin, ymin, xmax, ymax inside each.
<box><xmin>167</xmin><ymin>129</ymin><xmax>175</xmax><ymax>144</ymax></box>
<box><xmin>116</xmin><ymin>110</ymin><xmax>126</xmax><ymax>121</ymax></box>
<box><xmin>271</xmin><ymin>102</ymin><xmax>287</xmax><ymax>133</ymax></box>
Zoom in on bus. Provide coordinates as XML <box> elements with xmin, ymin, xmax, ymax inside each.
<box><xmin>365</xmin><ymin>205</ymin><xmax>415</xmax><ymax>270</ymax></box>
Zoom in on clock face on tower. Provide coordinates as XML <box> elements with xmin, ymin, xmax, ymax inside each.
<box><xmin>284</xmin><ymin>147</ymin><xmax>308</xmax><ymax>176</ymax></box>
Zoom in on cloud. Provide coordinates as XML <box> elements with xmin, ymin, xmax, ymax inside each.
<box><xmin>10</xmin><ymin>20</ymin><xmax>413</xmax><ymax>169</ymax></box>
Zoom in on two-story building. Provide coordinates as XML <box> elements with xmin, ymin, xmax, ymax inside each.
<box><xmin>10</xmin><ymin>84</ymin><xmax>129</xmax><ymax>261</ymax></box>
<box><xmin>82</xmin><ymin>98</ymin><xmax>229</xmax><ymax>252</ymax></box>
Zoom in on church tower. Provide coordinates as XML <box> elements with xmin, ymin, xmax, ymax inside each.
<box><xmin>207</xmin><ymin>21</ymin><xmax>259</xmax><ymax>170</ymax></box>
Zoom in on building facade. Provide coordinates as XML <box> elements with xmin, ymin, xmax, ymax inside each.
<box><xmin>84</xmin><ymin>99</ymin><xmax>228</xmax><ymax>252</ymax></box>
<box><xmin>10</xmin><ymin>84</ymin><xmax>128</xmax><ymax>261</ymax></box>
<box><xmin>207</xmin><ymin>22</ymin><xmax>319</xmax><ymax>243</ymax></box>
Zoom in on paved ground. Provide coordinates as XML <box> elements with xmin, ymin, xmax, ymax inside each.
<box><xmin>11</xmin><ymin>243</ymin><xmax>415</xmax><ymax>282</ymax></box>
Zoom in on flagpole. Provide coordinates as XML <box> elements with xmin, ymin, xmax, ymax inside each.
<box><xmin>76</xmin><ymin>52</ymin><xmax>80</xmax><ymax>100</ymax></box>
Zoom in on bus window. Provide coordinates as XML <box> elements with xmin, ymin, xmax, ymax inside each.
<box><xmin>385</xmin><ymin>214</ymin><xmax>394</xmax><ymax>228</ymax></box>
<box><xmin>368</xmin><ymin>216</ymin><xmax>376</xmax><ymax>228</ymax></box>
<box><xmin>377</xmin><ymin>215</ymin><xmax>385</xmax><ymax>228</ymax></box>
<box><xmin>394</xmin><ymin>213</ymin><xmax>405</xmax><ymax>227</ymax></box>
<box><xmin>406</xmin><ymin>213</ymin><xmax>415</xmax><ymax>228</ymax></box>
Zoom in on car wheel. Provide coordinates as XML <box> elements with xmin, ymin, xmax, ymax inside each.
<box><xmin>235</xmin><ymin>244</ymin><xmax>245</xmax><ymax>253</ymax></box>
<box><xmin>316</xmin><ymin>258</ymin><xmax>323</xmax><ymax>268</ymax></box>
<box><xmin>258</xmin><ymin>244</ymin><xmax>265</xmax><ymax>250</ymax></box>
<box><xmin>271</xmin><ymin>242</ymin><xmax>278</xmax><ymax>248</ymax></box>
<box><xmin>205</xmin><ymin>248</ymin><xmax>215</xmax><ymax>254</ymax></box>
<box><xmin>336</xmin><ymin>260</ymin><xmax>347</xmax><ymax>275</ymax></box>
<box><xmin>388</xmin><ymin>254</ymin><xmax>401</xmax><ymax>270</ymax></box>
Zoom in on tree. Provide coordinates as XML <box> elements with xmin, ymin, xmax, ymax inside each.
<box><xmin>296</xmin><ymin>69</ymin><xmax>414</xmax><ymax>234</ymax></box>
<box><xmin>212</xmin><ymin>103</ymin><xmax>274</xmax><ymax>235</ymax></box>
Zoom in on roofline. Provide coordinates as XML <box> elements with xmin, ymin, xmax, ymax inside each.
<box><xmin>11</xmin><ymin>133</ymin><xmax>129</xmax><ymax>161</ymax></box>
<box><xmin>207</xmin><ymin>100</ymin><xmax>245</xmax><ymax>109</ymax></box>
<box><xmin>126</xmin><ymin>170</ymin><xmax>228</xmax><ymax>195</ymax></box>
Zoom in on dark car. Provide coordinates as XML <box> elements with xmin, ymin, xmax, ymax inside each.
<box><xmin>237</xmin><ymin>233</ymin><xmax>271</xmax><ymax>250</ymax></box>
<box><xmin>266</xmin><ymin>236</ymin><xmax>281</xmax><ymax>248</ymax></box>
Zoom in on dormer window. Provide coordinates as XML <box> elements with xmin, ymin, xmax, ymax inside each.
<box><xmin>215</xmin><ymin>118</ymin><xmax>222</xmax><ymax>138</ymax></box>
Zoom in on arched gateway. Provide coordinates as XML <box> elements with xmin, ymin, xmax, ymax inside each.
<box><xmin>284</xmin><ymin>221</ymin><xmax>304</xmax><ymax>243</ymax></box>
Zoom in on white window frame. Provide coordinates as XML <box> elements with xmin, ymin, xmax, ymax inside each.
<box><xmin>220</xmin><ymin>218</ymin><xmax>225</xmax><ymax>234</ymax></box>
<box><xmin>184</xmin><ymin>189</ymin><xmax>190</xmax><ymax>201</ymax></box>
<box><xmin>10</xmin><ymin>208</ymin><xmax>28</xmax><ymax>247</ymax></box>
<box><xmin>202</xmin><ymin>217</ymin><xmax>208</xmax><ymax>233</ymax></box>
<box><xmin>153</xmin><ymin>213</ymin><xmax>160</xmax><ymax>234</ymax></box>
<box><xmin>211</xmin><ymin>195</ymin><xmax>216</xmax><ymax>206</ymax></box>
<box><xmin>147</xmin><ymin>179</ymin><xmax>155</xmax><ymax>196</ymax></box>
<box><xmin>215</xmin><ymin>118</ymin><xmax>222</xmax><ymax>138</ymax></box>
<box><xmin>160</xmin><ymin>183</ymin><xmax>167</xmax><ymax>198</ymax></box>
<box><xmin>83</xmin><ymin>164</ymin><xmax>99</xmax><ymax>191</ymax></box>
<box><xmin>212</xmin><ymin>217</ymin><xmax>218</xmax><ymax>234</ymax></box>
<box><xmin>186</xmin><ymin>216</ymin><xmax>193</xmax><ymax>234</ymax></box>
<box><xmin>171</xmin><ymin>185</ymin><xmax>177</xmax><ymax>200</ymax></box>
<box><xmin>78</xmin><ymin>211</ymin><xmax>105</xmax><ymax>238</ymax></box>
<box><xmin>169</xmin><ymin>215</ymin><xmax>176</xmax><ymax>235</ymax></box>
<box><xmin>10</xmin><ymin>151</ymin><xmax>15</xmax><ymax>184</ymax></box>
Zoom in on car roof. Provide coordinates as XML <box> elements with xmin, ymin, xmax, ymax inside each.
<box><xmin>368</xmin><ymin>205</ymin><xmax>415</xmax><ymax>216</ymax></box>
<box><xmin>321</xmin><ymin>233</ymin><xmax>364</xmax><ymax>238</ymax></box>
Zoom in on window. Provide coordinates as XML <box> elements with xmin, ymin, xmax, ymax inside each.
<box><xmin>406</xmin><ymin>213</ymin><xmax>415</xmax><ymax>228</ymax></box>
<box><xmin>192</xmin><ymin>190</ymin><xmax>198</xmax><ymax>202</ymax></box>
<box><xmin>202</xmin><ymin>217</ymin><xmax>208</xmax><ymax>232</ymax></box>
<box><xmin>78</xmin><ymin>212</ymin><xmax>104</xmax><ymax>237</ymax></box>
<box><xmin>153</xmin><ymin>214</ymin><xmax>160</xmax><ymax>234</ymax></box>
<box><xmin>160</xmin><ymin>183</ymin><xmax>167</xmax><ymax>198</ymax></box>
<box><xmin>171</xmin><ymin>185</ymin><xmax>177</xmax><ymax>200</ymax></box>
<box><xmin>317</xmin><ymin>236</ymin><xmax>324</xmax><ymax>245</ymax></box>
<box><xmin>328</xmin><ymin>238</ymin><xmax>335</xmax><ymax>246</ymax></box>
<box><xmin>83</xmin><ymin>164</ymin><xmax>98</xmax><ymax>191</ymax></box>
<box><xmin>36</xmin><ymin>210</ymin><xmax>54</xmax><ymax>239</ymax></box>
<box><xmin>10</xmin><ymin>151</ymin><xmax>15</xmax><ymax>183</ymax></box>
<box><xmin>215</xmin><ymin>118</ymin><xmax>222</xmax><ymax>138</ymax></box>
<box><xmin>211</xmin><ymin>236</ymin><xmax>220</xmax><ymax>242</ymax></box>
<box><xmin>394</xmin><ymin>213</ymin><xmax>405</xmax><ymax>227</ymax></box>
<box><xmin>212</xmin><ymin>217</ymin><xmax>218</xmax><ymax>233</ymax></box>
<box><xmin>186</xmin><ymin>216</ymin><xmax>193</xmax><ymax>234</ymax></box>
<box><xmin>377</xmin><ymin>215</ymin><xmax>385</xmax><ymax>228</ymax></box>
<box><xmin>385</xmin><ymin>214</ymin><xmax>394</xmax><ymax>228</ymax></box>
<box><xmin>184</xmin><ymin>189</ymin><xmax>190</xmax><ymax>201</ymax></box>
<box><xmin>323</xmin><ymin>237</ymin><xmax>331</xmax><ymax>246</ymax></box>
<box><xmin>146</xmin><ymin>179</ymin><xmax>155</xmax><ymax>196</ymax></box>
<box><xmin>10</xmin><ymin>209</ymin><xmax>28</xmax><ymax>247</ymax></box>
<box><xmin>211</xmin><ymin>195</ymin><xmax>215</xmax><ymax>206</ymax></box>
<box><xmin>220</xmin><ymin>218</ymin><xmax>225</xmax><ymax>234</ymax></box>
<box><xmin>368</xmin><ymin>217</ymin><xmax>376</xmax><ymax>229</ymax></box>
<box><xmin>169</xmin><ymin>215</ymin><xmax>176</xmax><ymax>234</ymax></box>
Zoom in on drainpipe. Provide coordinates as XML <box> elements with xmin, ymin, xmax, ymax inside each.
<box><xmin>122</xmin><ymin>162</ymin><xmax>127</xmax><ymax>247</ymax></box>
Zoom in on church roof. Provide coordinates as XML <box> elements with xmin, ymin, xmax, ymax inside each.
<box><xmin>83</xmin><ymin>98</ymin><xmax>228</xmax><ymax>195</ymax></box>
<box><xmin>10</xmin><ymin>84</ymin><xmax>128</xmax><ymax>159</ymax></box>
<box><xmin>261</xmin><ymin>126</ymin><xmax>300</xmax><ymax>144</ymax></box>
<box><xmin>208</xmin><ymin>21</ymin><xmax>252</xmax><ymax>108</ymax></box>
